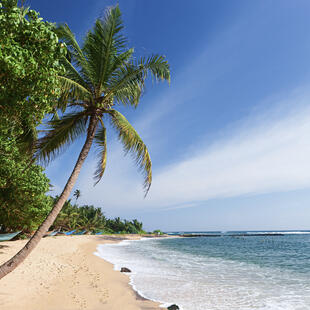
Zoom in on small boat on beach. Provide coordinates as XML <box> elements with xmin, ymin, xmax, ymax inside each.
<box><xmin>0</xmin><ymin>231</ymin><xmax>21</xmax><ymax>242</ymax></box>
<box><xmin>63</xmin><ymin>229</ymin><xmax>76</xmax><ymax>235</ymax></box>
<box><xmin>43</xmin><ymin>231</ymin><xmax>59</xmax><ymax>237</ymax></box>
<box><xmin>74</xmin><ymin>230</ymin><xmax>87</xmax><ymax>235</ymax></box>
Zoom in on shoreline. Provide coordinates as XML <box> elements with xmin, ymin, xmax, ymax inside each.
<box><xmin>0</xmin><ymin>235</ymin><xmax>164</xmax><ymax>310</ymax></box>
<box><xmin>96</xmin><ymin>235</ymin><xmax>181</xmax><ymax>309</ymax></box>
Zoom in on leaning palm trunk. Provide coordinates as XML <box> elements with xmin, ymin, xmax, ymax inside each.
<box><xmin>0</xmin><ymin>117</ymin><xmax>98</xmax><ymax>279</ymax></box>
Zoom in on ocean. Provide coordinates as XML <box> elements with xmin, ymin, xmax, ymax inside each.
<box><xmin>95</xmin><ymin>231</ymin><xmax>310</xmax><ymax>310</ymax></box>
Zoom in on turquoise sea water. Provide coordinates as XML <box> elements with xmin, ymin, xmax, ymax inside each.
<box><xmin>95</xmin><ymin>232</ymin><xmax>310</xmax><ymax>310</ymax></box>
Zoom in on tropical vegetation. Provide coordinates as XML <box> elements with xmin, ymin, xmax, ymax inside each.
<box><xmin>0</xmin><ymin>1</ymin><xmax>169</xmax><ymax>279</ymax></box>
<box><xmin>51</xmin><ymin>197</ymin><xmax>145</xmax><ymax>234</ymax></box>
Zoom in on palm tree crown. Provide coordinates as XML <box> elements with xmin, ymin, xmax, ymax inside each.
<box><xmin>37</xmin><ymin>5</ymin><xmax>170</xmax><ymax>194</ymax></box>
<box><xmin>73</xmin><ymin>189</ymin><xmax>81</xmax><ymax>202</ymax></box>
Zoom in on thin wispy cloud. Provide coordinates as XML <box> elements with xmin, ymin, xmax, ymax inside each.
<box><xmin>75</xmin><ymin>88</ymin><xmax>310</xmax><ymax>213</ymax></box>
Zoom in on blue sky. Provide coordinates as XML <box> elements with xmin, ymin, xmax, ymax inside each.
<box><xmin>29</xmin><ymin>0</ymin><xmax>310</xmax><ymax>231</ymax></box>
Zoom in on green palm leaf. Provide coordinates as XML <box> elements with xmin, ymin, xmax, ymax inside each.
<box><xmin>94</xmin><ymin>120</ymin><xmax>107</xmax><ymax>184</ymax></box>
<box><xmin>108</xmin><ymin>109</ymin><xmax>152</xmax><ymax>194</ymax></box>
<box><xmin>35</xmin><ymin>111</ymin><xmax>88</xmax><ymax>164</ymax></box>
<box><xmin>55</xmin><ymin>24</ymin><xmax>91</xmax><ymax>79</ymax></box>
<box><xmin>61</xmin><ymin>57</ymin><xmax>92</xmax><ymax>92</ymax></box>
<box><xmin>103</xmin><ymin>48</ymin><xmax>134</xmax><ymax>89</ymax></box>
<box><xmin>106</xmin><ymin>54</ymin><xmax>170</xmax><ymax>107</ymax></box>
<box><xmin>57</xmin><ymin>76</ymin><xmax>91</xmax><ymax>103</ymax></box>
<box><xmin>83</xmin><ymin>5</ymin><xmax>127</xmax><ymax>93</ymax></box>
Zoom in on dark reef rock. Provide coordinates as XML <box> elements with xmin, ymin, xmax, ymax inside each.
<box><xmin>120</xmin><ymin>267</ymin><xmax>131</xmax><ymax>273</ymax></box>
<box><xmin>167</xmin><ymin>305</ymin><xmax>179</xmax><ymax>310</ymax></box>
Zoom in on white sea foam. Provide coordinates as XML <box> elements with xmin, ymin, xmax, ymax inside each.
<box><xmin>94</xmin><ymin>238</ymin><xmax>310</xmax><ymax>310</ymax></box>
<box><xmin>245</xmin><ymin>231</ymin><xmax>310</xmax><ymax>235</ymax></box>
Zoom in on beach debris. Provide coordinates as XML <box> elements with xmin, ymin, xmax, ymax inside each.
<box><xmin>120</xmin><ymin>267</ymin><xmax>131</xmax><ymax>273</ymax></box>
<box><xmin>167</xmin><ymin>305</ymin><xmax>179</xmax><ymax>310</ymax></box>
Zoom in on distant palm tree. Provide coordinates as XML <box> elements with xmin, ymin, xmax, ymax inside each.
<box><xmin>132</xmin><ymin>219</ymin><xmax>143</xmax><ymax>231</ymax></box>
<box><xmin>0</xmin><ymin>5</ymin><xmax>170</xmax><ymax>279</ymax></box>
<box><xmin>73</xmin><ymin>189</ymin><xmax>81</xmax><ymax>202</ymax></box>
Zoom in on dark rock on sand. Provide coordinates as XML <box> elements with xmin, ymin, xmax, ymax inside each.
<box><xmin>120</xmin><ymin>267</ymin><xmax>131</xmax><ymax>273</ymax></box>
<box><xmin>167</xmin><ymin>305</ymin><xmax>179</xmax><ymax>310</ymax></box>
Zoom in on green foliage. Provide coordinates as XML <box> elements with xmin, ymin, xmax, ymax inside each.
<box><xmin>94</xmin><ymin>125</ymin><xmax>107</xmax><ymax>185</ymax></box>
<box><xmin>0</xmin><ymin>0</ymin><xmax>66</xmax><ymax>129</ymax></box>
<box><xmin>36</xmin><ymin>111</ymin><xmax>87</xmax><ymax>163</ymax></box>
<box><xmin>108</xmin><ymin>109</ymin><xmax>152</xmax><ymax>192</ymax></box>
<box><xmin>51</xmin><ymin>197</ymin><xmax>145</xmax><ymax>234</ymax></box>
<box><xmin>0</xmin><ymin>136</ymin><xmax>52</xmax><ymax>233</ymax></box>
<box><xmin>153</xmin><ymin>229</ymin><xmax>164</xmax><ymax>235</ymax></box>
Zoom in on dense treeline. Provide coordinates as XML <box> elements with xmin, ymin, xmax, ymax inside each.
<box><xmin>51</xmin><ymin>197</ymin><xmax>145</xmax><ymax>234</ymax></box>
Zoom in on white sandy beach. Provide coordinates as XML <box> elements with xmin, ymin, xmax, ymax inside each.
<box><xmin>0</xmin><ymin>235</ymin><xmax>162</xmax><ymax>310</ymax></box>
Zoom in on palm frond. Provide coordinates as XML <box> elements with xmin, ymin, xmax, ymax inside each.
<box><xmin>139</xmin><ymin>54</ymin><xmax>171</xmax><ymax>83</ymax></box>
<box><xmin>108</xmin><ymin>110</ymin><xmax>152</xmax><ymax>195</ymax></box>
<box><xmin>83</xmin><ymin>5</ymin><xmax>127</xmax><ymax>92</ymax></box>
<box><xmin>35</xmin><ymin>111</ymin><xmax>88</xmax><ymax>164</ymax></box>
<box><xmin>61</xmin><ymin>57</ymin><xmax>92</xmax><ymax>92</ymax></box>
<box><xmin>55</xmin><ymin>24</ymin><xmax>84</xmax><ymax>57</ymax></box>
<box><xmin>103</xmin><ymin>48</ymin><xmax>134</xmax><ymax>87</ymax></box>
<box><xmin>106</xmin><ymin>54</ymin><xmax>170</xmax><ymax>107</ymax></box>
<box><xmin>94</xmin><ymin>120</ymin><xmax>107</xmax><ymax>185</ymax></box>
<box><xmin>58</xmin><ymin>75</ymin><xmax>91</xmax><ymax>103</ymax></box>
<box><xmin>56</xmin><ymin>24</ymin><xmax>94</xmax><ymax>85</ymax></box>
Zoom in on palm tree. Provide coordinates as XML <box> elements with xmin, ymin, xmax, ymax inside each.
<box><xmin>132</xmin><ymin>219</ymin><xmax>143</xmax><ymax>232</ymax></box>
<box><xmin>73</xmin><ymin>189</ymin><xmax>81</xmax><ymax>202</ymax></box>
<box><xmin>0</xmin><ymin>6</ymin><xmax>170</xmax><ymax>279</ymax></box>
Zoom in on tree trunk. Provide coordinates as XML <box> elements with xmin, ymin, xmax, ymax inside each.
<box><xmin>0</xmin><ymin>116</ymin><xmax>98</xmax><ymax>280</ymax></box>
